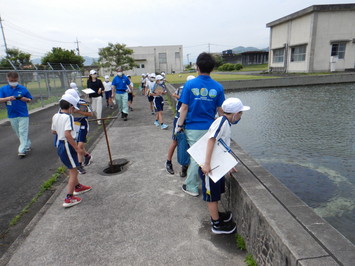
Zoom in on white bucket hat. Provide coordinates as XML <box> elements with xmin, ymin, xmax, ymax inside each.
<box><xmin>61</xmin><ymin>93</ymin><xmax>79</xmax><ymax>110</ymax></box>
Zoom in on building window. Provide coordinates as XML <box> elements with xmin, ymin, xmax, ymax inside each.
<box><xmin>159</xmin><ymin>53</ymin><xmax>167</xmax><ymax>64</ymax></box>
<box><xmin>175</xmin><ymin>52</ymin><xmax>180</xmax><ymax>59</ymax></box>
<box><xmin>140</xmin><ymin>64</ymin><xmax>145</xmax><ymax>69</ymax></box>
<box><xmin>273</xmin><ymin>48</ymin><xmax>284</xmax><ymax>63</ymax></box>
<box><xmin>331</xmin><ymin>43</ymin><xmax>346</xmax><ymax>59</ymax></box>
<box><xmin>291</xmin><ymin>45</ymin><xmax>306</xmax><ymax>62</ymax></box>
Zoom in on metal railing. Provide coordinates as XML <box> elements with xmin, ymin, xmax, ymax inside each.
<box><xmin>0</xmin><ymin>63</ymin><xmax>83</xmax><ymax>111</ymax></box>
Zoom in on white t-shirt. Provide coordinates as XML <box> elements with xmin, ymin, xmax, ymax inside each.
<box><xmin>145</xmin><ymin>79</ymin><xmax>156</xmax><ymax>95</ymax></box>
<box><xmin>207</xmin><ymin>116</ymin><xmax>231</xmax><ymax>146</ymax></box>
<box><xmin>103</xmin><ymin>81</ymin><xmax>112</xmax><ymax>92</ymax></box>
<box><xmin>51</xmin><ymin>112</ymin><xmax>76</xmax><ymax>146</ymax></box>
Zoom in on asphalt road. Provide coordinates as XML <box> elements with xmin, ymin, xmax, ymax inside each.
<box><xmin>0</xmin><ymin>102</ymin><xmax>117</xmax><ymax>252</ymax></box>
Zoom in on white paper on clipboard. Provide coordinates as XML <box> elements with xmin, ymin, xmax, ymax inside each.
<box><xmin>187</xmin><ymin>133</ymin><xmax>238</xmax><ymax>183</ymax></box>
<box><xmin>82</xmin><ymin>88</ymin><xmax>95</xmax><ymax>94</ymax></box>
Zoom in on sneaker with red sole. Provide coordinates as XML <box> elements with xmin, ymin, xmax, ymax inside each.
<box><xmin>63</xmin><ymin>196</ymin><xmax>81</xmax><ymax>208</ymax></box>
<box><xmin>73</xmin><ymin>184</ymin><xmax>92</xmax><ymax>195</ymax></box>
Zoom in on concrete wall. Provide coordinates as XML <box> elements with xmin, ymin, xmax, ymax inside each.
<box><xmin>165</xmin><ymin>78</ymin><xmax>355</xmax><ymax>265</ymax></box>
<box><xmin>222</xmin><ymin>142</ymin><xmax>354</xmax><ymax>266</ymax></box>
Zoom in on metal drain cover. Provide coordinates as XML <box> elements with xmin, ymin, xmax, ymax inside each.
<box><xmin>102</xmin><ymin>158</ymin><xmax>129</xmax><ymax>174</ymax></box>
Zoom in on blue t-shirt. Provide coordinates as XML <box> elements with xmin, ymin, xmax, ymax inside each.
<box><xmin>112</xmin><ymin>75</ymin><xmax>130</xmax><ymax>94</ymax></box>
<box><xmin>0</xmin><ymin>84</ymin><xmax>32</xmax><ymax>118</ymax></box>
<box><xmin>179</xmin><ymin>75</ymin><xmax>225</xmax><ymax>130</ymax></box>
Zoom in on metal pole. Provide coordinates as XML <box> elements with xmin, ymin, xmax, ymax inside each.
<box><xmin>0</xmin><ymin>16</ymin><xmax>8</xmax><ymax>55</ymax></box>
<box><xmin>102</xmin><ymin>120</ymin><xmax>114</xmax><ymax>166</ymax></box>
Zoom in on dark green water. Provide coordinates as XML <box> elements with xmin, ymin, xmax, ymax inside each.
<box><xmin>227</xmin><ymin>83</ymin><xmax>355</xmax><ymax>244</ymax></box>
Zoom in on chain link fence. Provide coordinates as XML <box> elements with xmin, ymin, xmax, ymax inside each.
<box><xmin>0</xmin><ymin>63</ymin><xmax>84</xmax><ymax>116</ymax></box>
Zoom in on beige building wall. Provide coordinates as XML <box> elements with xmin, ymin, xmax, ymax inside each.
<box><xmin>313</xmin><ymin>11</ymin><xmax>355</xmax><ymax>72</ymax></box>
<box><xmin>126</xmin><ymin>45</ymin><xmax>183</xmax><ymax>76</ymax></box>
<box><xmin>268</xmin><ymin>4</ymin><xmax>355</xmax><ymax>73</ymax></box>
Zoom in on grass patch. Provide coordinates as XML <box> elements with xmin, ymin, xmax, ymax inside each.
<box><xmin>9</xmin><ymin>166</ymin><xmax>66</xmax><ymax>227</ymax></box>
<box><xmin>236</xmin><ymin>234</ymin><xmax>246</xmax><ymax>250</ymax></box>
<box><xmin>240</xmin><ymin>64</ymin><xmax>268</xmax><ymax>72</ymax></box>
<box><xmin>245</xmin><ymin>253</ymin><xmax>258</xmax><ymax>266</ymax></box>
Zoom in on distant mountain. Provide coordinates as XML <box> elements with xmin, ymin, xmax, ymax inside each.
<box><xmin>231</xmin><ymin>46</ymin><xmax>268</xmax><ymax>54</ymax></box>
<box><xmin>30</xmin><ymin>56</ymin><xmax>98</xmax><ymax>66</ymax></box>
<box><xmin>83</xmin><ymin>56</ymin><xmax>98</xmax><ymax>66</ymax></box>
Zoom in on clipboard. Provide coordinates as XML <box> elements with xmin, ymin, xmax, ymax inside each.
<box><xmin>187</xmin><ymin>133</ymin><xmax>238</xmax><ymax>183</ymax></box>
<box><xmin>82</xmin><ymin>88</ymin><xmax>95</xmax><ymax>94</ymax></box>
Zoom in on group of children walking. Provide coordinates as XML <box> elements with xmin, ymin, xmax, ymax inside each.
<box><xmin>51</xmin><ymin>59</ymin><xmax>252</xmax><ymax>237</ymax></box>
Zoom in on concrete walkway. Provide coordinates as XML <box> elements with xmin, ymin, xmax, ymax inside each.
<box><xmin>2</xmin><ymin>94</ymin><xmax>245</xmax><ymax>265</ymax></box>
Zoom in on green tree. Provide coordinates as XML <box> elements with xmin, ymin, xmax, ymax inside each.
<box><xmin>212</xmin><ymin>54</ymin><xmax>224</xmax><ymax>68</ymax></box>
<box><xmin>41</xmin><ymin>47</ymin><xmax>85</xmax><ymax>67</ymax></box>
<box><xmin>0</xmin><ymin>48</ymin><xmax>31</xmax><ymax>68</ymax></box>
<box><xmin>98</xmin><ymin>43</ymin><xmax>136</xmax><ymax>73</ymax></box>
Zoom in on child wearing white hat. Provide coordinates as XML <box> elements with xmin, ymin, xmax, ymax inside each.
<box><xmin>200</xmin><ymin>97</ymin><xmax>250</xmax><ymax>234</ymax></box>
<box><xmin>51</xmin><ymin>95</ymin><xmax>92</xmax><ymax>208</ymax></box>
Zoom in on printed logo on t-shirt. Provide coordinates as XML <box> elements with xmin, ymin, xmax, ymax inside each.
<box><xmin>191</xmin><ymin>88</ymin><xmax>200</xmax><ymax>96</ymax></box>
<box><xmin>209</xmin><ymin>89</ymin><xmax>217</xmax><ymax>98</ymax></box>
<box><xmin>200</xmin><ymin>88</ymin><xmax>208</xmax><ymax>97</ymax></box>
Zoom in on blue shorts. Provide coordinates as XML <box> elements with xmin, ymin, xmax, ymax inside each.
<box><xmin>57</xmin><ymin>140</ymin><xmax>79</xmax><ymax>169</ymax></box>
<box><xmin>171</xmin><ymin>117</ymin><xmax>178</xmax><ymax>140</ymax></box>
<box><xmin>147</xmin><ymin>95</ymin><xmax>154</xmax><ymax>102</ymax></box>
<box><xmin>105</xmin><ymin>91</ymin><xmax>112</xmax><ymax>99</ymax></box>
<box><xmin>153</xmin><ymin>96</ymin><xmax>164</xmax><ymax>112</ymax></box>
<box><xmin>199</xmin><ymin>168</ymin><xmax>225</xmax><ymax>202</ymax></box>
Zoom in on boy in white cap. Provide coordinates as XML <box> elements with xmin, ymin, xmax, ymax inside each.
<box><xmin>64</xmin><ymin>87</ymin><xmax>93</xmax><ymax>174</ymax></box>
<box><xmin>51</xmin><ymin>94</ymin><xmax>92</xmax><ymax>207</ymax></box>
<box><xmin>103</xmin><ymin>75</ymin><xmax>113</xmax><ymax>109</ymax></box>
<box><xmin>200</xmin><ymin>97</ymin><xmax>250</xmax><ymax>234</ymax></box>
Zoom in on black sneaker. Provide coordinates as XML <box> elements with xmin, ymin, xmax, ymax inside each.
<box><xmin>180</xmin><ymin>165</ymin><xmax>188</xmax><ymax>177</ymax></box>
<box><xmin>165</xmin><ymin>161</ymin><xmax>174</xmax><ymax>175</ymax></box>
<box><xmin>84</xmin><ymin>154</ymin><xmax>93</xmax><ymax>166</ymax></box>
<box><xmin>77</xmin><ymin>165</ymin><xmax>86</xmax><ymax>174</ymax></box>
<box><xmin>210</xmin><ymin>211</ymin><xmax>233</xmax><ymax>225</ymax></box>
<box><xmin>211</xmin><ymin>220</ymin><xmax>237</xmax><ymax>235</ymax></box>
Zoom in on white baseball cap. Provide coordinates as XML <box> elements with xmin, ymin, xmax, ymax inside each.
<box><xmin>222</xmin><ymin>98</ymin><xmax>250</xmax><ymax>113</ymax></box>
<box><xmin>149</xmin><ymin>73</ymin><xmax>156</xmax><ymax>78</ymax></box>
<box><xmin>89</xmin><ymin>70</ymin><xmax>97</xmax><ymax>75</ymax></box>
<box><xmin>60</xmin><ymin>93</ymin><xmax>79</xmax><ymax>110</ymax></box>
<box><xmin>104</xmin><ymin>75</ymin><xmax>110</xmax><ymax>79</ymax></box>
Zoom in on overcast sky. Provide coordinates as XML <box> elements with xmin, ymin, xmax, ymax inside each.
<box><xmin>0</xmin><ymin>0</ymin><xmax>353</xmax><ymax>63</ymax></box>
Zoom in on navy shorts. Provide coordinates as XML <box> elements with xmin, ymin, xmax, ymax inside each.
<box><xmin>128</xmin><ymin>93</ymin><xmax>133</xmax><ymax>102</ymax></box>
<box><xmin>147</xmin><ymin>95</ymin><xmax>154</xmax><ymax>102</ymax></box>
<box><xmin>105</xmin><ymin>91</ymin><xmax>112</xmax><ymax>99</ymax></box>
<box><xmin>153</xmin><ymin>96</ymin><xmax>164</xmax><ymax>112</ymax></box>
<box><xmin>199</xmin><ymin>168</ymin><xmax>225</xmax><ymax>202</ymax></box>
<box><xmin>57</xmin><ymin>140</ymin><xmax>79</xmax><ymax>169</ymax></box>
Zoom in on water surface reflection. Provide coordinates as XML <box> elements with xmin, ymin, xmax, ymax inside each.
<box><xmin>227</xmin><ymin>83</ymin><xmax>355</xmax><ymax>243</ymax></box>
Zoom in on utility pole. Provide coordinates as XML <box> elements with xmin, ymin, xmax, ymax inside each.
<box><xmin>75</xmin><ymin>38</ymin><xmax>80</xmax><ymax>56</ymax></box>
<box><xmin>0</xmin><ymin>15</ymin><xmax>8</xmax><ymax>56</ymax></box>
